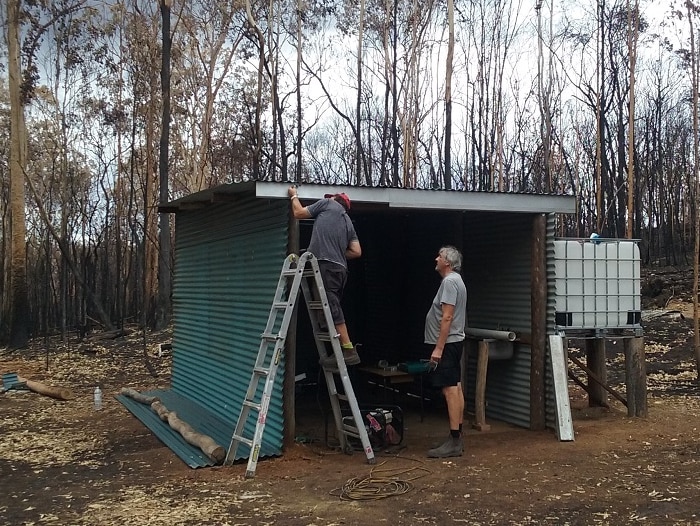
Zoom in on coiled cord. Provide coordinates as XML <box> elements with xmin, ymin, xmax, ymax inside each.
<box><xmin>329</xmin><ymin>459</ymin><xmax>432</xmax><ymax>501</ymax></box>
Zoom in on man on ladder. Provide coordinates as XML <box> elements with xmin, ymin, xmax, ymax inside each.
<box><xmin>225</xmin><ymin>189</ymin><xmax>374</xmax><ymax>476</ymax></box>
<box><xmin>288</xmin><ymin>186</ymin><xmax>362</xmax><ymax>366</ymax></box>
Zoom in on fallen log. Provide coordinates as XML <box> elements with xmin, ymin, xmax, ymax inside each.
<box><xmin>120</xmin><ymin>387</ymin><xmax>160</xmax><ymax>405</ymax></box>
<box><xmin>86</xmin><ymin>328</ymin><xmax>132</xmax><ymax>342</ymax></box>
<box><xmin>150</xmin><ymin>399</ymin><xmax>225</xmax><ymax>464</ymax></box>
<box><xmin>17</xmin><ymin>376</ymin><xmax>74</xmax><ymax>401</ymax></box>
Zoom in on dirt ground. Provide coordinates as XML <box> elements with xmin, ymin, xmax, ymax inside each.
<box><xmin>2</xmin><ymin>268</ymin><xmax>700</xmax><ymax>525</ymax></box>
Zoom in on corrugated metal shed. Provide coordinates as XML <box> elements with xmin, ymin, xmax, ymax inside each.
<box><xmin>134</xmin><ymin>181</ymin><xmax>578</xmax><ymax>468</ymax></box>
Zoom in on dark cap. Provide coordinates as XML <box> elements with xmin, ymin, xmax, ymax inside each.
<box><xmin>324</xmin><ymin>192</ymin><xmax>351</xmax><ymax>210</ymax></box>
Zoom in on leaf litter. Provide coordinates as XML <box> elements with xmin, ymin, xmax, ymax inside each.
<box><xmin>1</xmin><ymin>281</ymin><xmax>700</xmax><ymax>525</ymax></box>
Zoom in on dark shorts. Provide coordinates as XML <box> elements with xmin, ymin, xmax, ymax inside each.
<box><xmin>318</xmin><ymin>260</ymin><xmax>347</xmax><ymax>324</ymax></box>
<box><xmin>430</xmin><ymin>341</ymin><xmax>464</xmax><ymax>388</ymax></box>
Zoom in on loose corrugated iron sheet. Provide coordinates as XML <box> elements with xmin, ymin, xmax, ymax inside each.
<box><xmin>171</xmin><ymin>196</ymin><xmax>288</xmax><ymax>461</ymax></box>
<box><xmin>117</xmin><ymin>390</ymin><xmax>233</xmax><ymax>468</ymax></box>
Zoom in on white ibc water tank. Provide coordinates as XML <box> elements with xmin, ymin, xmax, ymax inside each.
<box><xmin>554</xmin><ymin>238</ymin><xmax>641</xmax><ymax>330</ymax></box>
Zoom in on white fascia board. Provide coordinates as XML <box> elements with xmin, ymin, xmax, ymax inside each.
<box><xmin>256</xmin><ymin>182</ymin><xmax>576</xmax><ymax>215</ymax></box>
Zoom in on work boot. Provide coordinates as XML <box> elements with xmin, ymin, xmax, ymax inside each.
<box><xmin>427</xmin><ymin>436</ymin><xmax>463</xmax><ymax>458</ymax></box>
<box><xmin>320</xmin><ymin>347</ymin><xmax>361</xmax><ymax>367</ymax></box>
<box><xmin>342</xmin><ymin>347</ymin><xmax>361</xmax><ymax>365</ymax></box>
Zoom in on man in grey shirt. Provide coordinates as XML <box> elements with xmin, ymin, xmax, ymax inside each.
<box><xmin>288</xmin><ymin>186</ymin><xmax>362</xmax><ymax>365</ymax></box>
<box><xmin>425</xmin><ymin>245</ymin><xmax>467</xmax><ymax>458</ymax></box>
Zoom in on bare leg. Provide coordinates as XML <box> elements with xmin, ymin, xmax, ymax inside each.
<box><xmin>332</xmin><ymin>322</ymin><xmax>360</xmax><ymax>365</ymax></box>
<box><xmin>335</xmin><ymin>322</ymin><xmax>351</xmax><ymax>346</ymax></box>
<box><xmin>443</xmin><ymin>384</ymin><xmax>464</xmax><ymax>430</ymax></box>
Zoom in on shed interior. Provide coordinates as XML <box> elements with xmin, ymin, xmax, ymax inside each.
<box><xmin>294</xmin><ymin>205</ymin><xmax>540</xmax><ymax>405</ymax></box>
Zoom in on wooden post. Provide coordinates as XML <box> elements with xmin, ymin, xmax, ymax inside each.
<box><xmin>624</xmin><ymin>336</ymin><xmax>647</xmax><ymax>417</ymax></box>
<box><xmin>530</xmin><ymin>213</ymin><xmax>547</xmax><ymax>430</ymax></box>
<box><xmin>585</xmin><ymin>338</ymin><xmax>607</xmax><ymax>407</ymax></box>
<box><xmin>473</xmin><ymin>339</ymin><xmax>491</xmax><ymax>431</ymax></box>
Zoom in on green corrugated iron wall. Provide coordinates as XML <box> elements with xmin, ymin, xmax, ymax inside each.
<box><xmin>171</xmin><ymin>196</ymin><xmax>288</xmax><ymax>459</ymax></box>
<box><xmin>463</xmin><ymin>212</ymin><xmax>557</xmax><ymax>429</ymax></box>
<box><xmin>544</xmin><ymin>215</ymin><xmax>561</xmax><ymax>429</ymax></box>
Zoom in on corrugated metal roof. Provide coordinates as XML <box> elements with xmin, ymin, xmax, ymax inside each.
<box><xmin>160</xmin><ymin>181</ymin><xmax>576</xmax><ymax>215</ymax></box>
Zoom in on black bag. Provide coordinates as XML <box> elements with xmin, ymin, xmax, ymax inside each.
<box><xmin>364</xmin><ymin>407</ymin><xmax>403</xmax><ymax>448</ymax></box>
<box><xmin>342</xmin><ymin>405</ymin><xmax>404</xmax><ymax>450</ymax></box>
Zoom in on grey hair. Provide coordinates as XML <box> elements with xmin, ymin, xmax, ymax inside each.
<box><xmin>440</xmin><ymin>245</ymin><xmax>462</xmax><ymax>272</ymax></box>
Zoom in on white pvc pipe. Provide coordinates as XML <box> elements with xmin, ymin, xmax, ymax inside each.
<box><xmin>465</xmin><ymin>327</ymin><xmax>517</xmax><ymax>342</ymax></box>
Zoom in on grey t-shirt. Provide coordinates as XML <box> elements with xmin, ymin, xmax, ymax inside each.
<box><xmin>424</xmin><ymin>271</ymin><xmax>467</xmax><ymax>344</ymax></box>
<box><xmin>306</xmin><ymin>198</ymin><xmax>358</xmax><ymax>268</ymax></box>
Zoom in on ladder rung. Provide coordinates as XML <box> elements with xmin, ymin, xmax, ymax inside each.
<box><xmin>316</xmin><ymin>332</ymin><xmax>332</xmax><ymax>341</ymax></box>
<box><xmin>231</xmin><ymin>434</ymin><xmax>254</xmax><ymax>447</ymax></box>
<box><xmin>271</xmin><ymin>302</ymin><xmax>293</xmax><ymax>310</ymax></box>
<box><xmin>243</xmin><ymin>400</ymin><xmax>262</xmax><ymax>411</ymax></box>
<box><xmin>260</xmin><ymin>333</ymin><xmax>282</xmax><ymax>341</ymax></box>
<box><xmin>281</xmin><ymin>268</ymin><xmax>314</xmax><ymax>277</ymax></box>
<box><xmin>343</xmin><ymin>426</ymin><xmax>362</xmax><ymax>438</ymax></box>
<box><xmin>306</xmin><ymin>301</ymin><xmax>324</xmax><ymax>310</ymax></box>
<box><xmin>252</xmin><ymin>367</ymin><xmax>270</xmax><ymax>377</ymax></box>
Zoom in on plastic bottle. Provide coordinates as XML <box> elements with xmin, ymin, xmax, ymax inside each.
<box><xmin>94</xmin><ymin>386</ymin><xmax>103</xmax><ymax>410</ymax></box>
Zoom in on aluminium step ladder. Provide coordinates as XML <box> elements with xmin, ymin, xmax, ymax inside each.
<box><xmin>224</xmin><ymin>252</ymin><xmax>375</xmax><ymax>478</ymax></box>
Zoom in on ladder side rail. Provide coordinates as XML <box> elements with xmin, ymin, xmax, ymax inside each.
<box><xmin>299</xmin><ymin>264</ymin><xmax>340</xmax><ymax>359</ymax></box>
<box><xmin>249</xmin><ymin>254</ymin><xmax>305</xmax><ymax>377</ymax></box>
<box><xmin>303</xmin><ymin>253</ymin><xmax>375</xmax><ymax>463</ymax></box>
<box><xmin>243</xmin><ymin>345</ymin><xmax>285</xmax><ymax>478</ymax></box>
<box><xmin>226</xmin><ymin>404</ymin><xmax>253</xmax><ymax>462</ymax></box>
<box><xmin>298</xmin><ymin>255</ymin><xmax>350</xmax><ymax>452</ymax></box>
<box><xmin>255</xmin><ymin>256</ymin><xmax>302</xmax><ymax>369</ymax></box>
<box><xmin>337</xmin><ymin>367</ymin><xmax>375</xmax><ymax>460</ymax></box>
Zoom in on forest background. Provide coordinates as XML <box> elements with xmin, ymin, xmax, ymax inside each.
<box><xmin>0</xmin><ymin>0</ymin><xmax>697</xmax><ymax>352</ymax></box>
